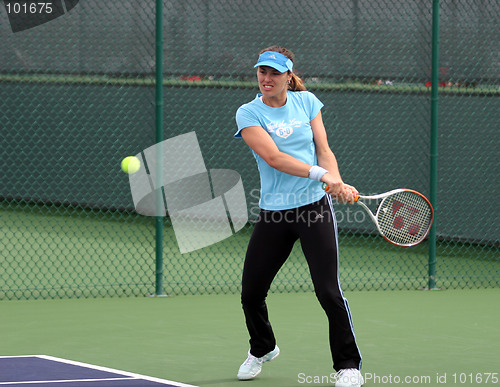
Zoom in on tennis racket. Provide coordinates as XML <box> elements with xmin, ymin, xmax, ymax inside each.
<box><xmin>322</xmin><ymin>184</ymin><xmax>434</xmax><ymax>247</ymax></box>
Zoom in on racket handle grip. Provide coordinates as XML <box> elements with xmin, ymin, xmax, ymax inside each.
<box><xmin>321</xmin><ymin>183</ymin><xmax>360</xmax><ymax>202</ymax></box>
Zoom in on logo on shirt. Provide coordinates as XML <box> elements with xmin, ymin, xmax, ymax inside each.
<box><xmin>266</xmin><ymin>119</ymin><xmax>302</xmax><ymax>139</ymax></box>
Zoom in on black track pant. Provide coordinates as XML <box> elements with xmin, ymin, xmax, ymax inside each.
<box><xmin>241</xmin><ymin>195</ymin><xmax>362</xmax><ymax>371</ymax></box>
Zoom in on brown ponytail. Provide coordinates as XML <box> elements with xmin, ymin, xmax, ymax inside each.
<box><xmin>289</xmin><ymin>72</ymin><xmax>307</xmax><ymax>91</ymax></box>
<box><xmin>258</xmin><ymin>45</ymin><xmax>307</xmax><ymax>91</ymax></box>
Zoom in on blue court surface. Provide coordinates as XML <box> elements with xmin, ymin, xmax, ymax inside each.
<box><xmin>0</xmin><ymin>356</ymin><xmax>198</xmax><ymax>387</ymax></box>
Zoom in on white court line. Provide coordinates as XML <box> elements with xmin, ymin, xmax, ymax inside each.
<box><xmin>0</xmin><ymin>355</ymin><xmax>199</xmax><ymax>387</ymax></box>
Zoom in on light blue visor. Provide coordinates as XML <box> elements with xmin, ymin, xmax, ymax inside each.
<box><xmin>254</xmin><ymin>51</ymin><xmax>293</xmax><ymax>73</ymax></box>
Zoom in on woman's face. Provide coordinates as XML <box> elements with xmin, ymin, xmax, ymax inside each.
<box><xmin>257</xmin><ymin>66</ymin><xmax>290</xmax><ymax>100</ymax></box>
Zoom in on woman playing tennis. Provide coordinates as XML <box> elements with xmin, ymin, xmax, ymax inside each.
<box><xmin>234</xmin><ymin>46</ymin><xmax>363</xmax><ymax>387</ymax></box>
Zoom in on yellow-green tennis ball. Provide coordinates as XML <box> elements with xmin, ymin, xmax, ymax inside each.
<box><xmin>121</xmin><ymin>156</ymin><xmax>141</xmax><ymax>174</ymax></box>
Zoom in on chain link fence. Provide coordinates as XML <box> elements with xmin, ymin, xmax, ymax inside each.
<box><xmin>0</xmin><ymin>0</ymin><xmax>498</xmax><ymax>300</ymax></box>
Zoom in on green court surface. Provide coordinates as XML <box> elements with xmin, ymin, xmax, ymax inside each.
<box><xmin>1</xmin><ymin>289</ymin><xmax>499</xmax><ymax>386</ymax></box>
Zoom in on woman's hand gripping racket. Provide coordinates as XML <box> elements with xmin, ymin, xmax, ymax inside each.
<box><xmin>323</xmin><ymin>183</ymin><xmax>434</xmax><ymax>247</ymax></box>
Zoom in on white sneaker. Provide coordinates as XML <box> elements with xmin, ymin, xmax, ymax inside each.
<box><xmin>237</xmin><ymin>345</ymin><xmax>280</xmax><ymax>380</ymax></box>
<box><xmin>334</xmin><ymin>368</ymin><xmax>364</xmax><ymax>387</ymax></box>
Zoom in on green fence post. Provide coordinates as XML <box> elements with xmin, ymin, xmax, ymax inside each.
<box><xmin>428</xmin><ymin>0</ymin><xmax>440</xmax><ymax>290</ymax></box>
<box><xmin>155</xmin><ymin>0</ymin><xmax>164</xmax><ymax>296</ymax></box>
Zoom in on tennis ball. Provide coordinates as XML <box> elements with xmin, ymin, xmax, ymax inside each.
<box><xmin>121</xmin><ymin>156</ymin><xmax>141</xmax><ymax>174</ymax></box>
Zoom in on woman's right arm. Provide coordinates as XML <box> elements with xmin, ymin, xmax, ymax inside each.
<box><xmin>240</xmin><ymin>126</ymin><xmax>312</xmax><ymax>178</ymax></box>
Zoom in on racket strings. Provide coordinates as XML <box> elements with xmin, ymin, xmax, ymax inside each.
<box><xmin>377</xmin><ymin>191</ymin><xmax>433</xmax><ymax>246</ymax></box>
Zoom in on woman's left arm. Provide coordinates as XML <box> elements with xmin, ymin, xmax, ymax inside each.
<box><xmin>311</xmin><ymin>111</ymin><xmax>358</xmax><ymax>203</ymax></box>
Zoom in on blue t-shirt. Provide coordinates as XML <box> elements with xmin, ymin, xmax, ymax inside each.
<box><xmin>235</xmin><ymin>91</ymin><xmax>326</xmax><ymax>210</ymax></box>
